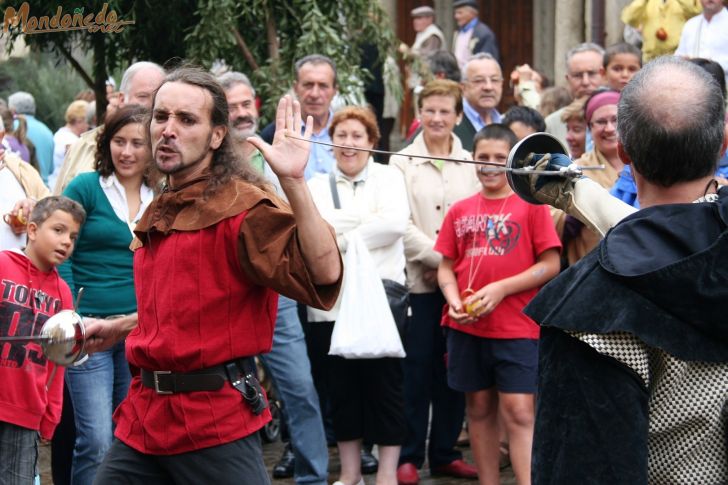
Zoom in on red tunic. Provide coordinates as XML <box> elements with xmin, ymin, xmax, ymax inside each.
<box><xmin>114</xmin><ymin>213</ymin><xmax>275</xmax><ymax>454</ymax></box>
<box><xmin>114</xmin><ymin>176</ymin><xmax>341</xmax><ymax>455</ymax></box>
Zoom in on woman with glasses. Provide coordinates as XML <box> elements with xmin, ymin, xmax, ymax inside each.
<box><xmin>580</xmin><ymin>89</ymin><xmax>622</xmax><ymax>180</ymax></box>
<box><xmin>563</xmin><ymin>89</ymin><xmax>622</xmax><ymax>265</ymax></box>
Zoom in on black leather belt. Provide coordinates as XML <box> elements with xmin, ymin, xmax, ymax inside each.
<box><xmin>141</xmin><ymin>366</ymin><xmax>227</xmax><ymax>394</ymax></box>
<box><xmin>141</xmin><ymin>358</ymin><xmax>257</xmax><ymax>395</ymax></box>
<box><xmin>140</xmin><ymin>359</ymin><xmax>266</xmax><ymax>414</ymax></box>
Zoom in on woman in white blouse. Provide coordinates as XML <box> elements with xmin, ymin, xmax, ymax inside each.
<box><xmin>307</xmin><ymin>106</ymin><xmax>409</xmax><ymax>485</ymax></box>
<box><xmin>49</xmin><ymin>100</ymin><xmax>90</xmax><ymax>190</ymax></box>
<box><xmin>60</xmin><ymin>105</ymin><xmax>154</xmax><ymax>485</ymax></box>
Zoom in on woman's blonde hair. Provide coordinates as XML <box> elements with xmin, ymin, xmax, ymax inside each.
<box><xmin>418</xmin><ymin>79</ymin><xmax>463</xmax><ymax>115</ymax></box>
<box><xmin>65</xmin><ymin>100</ymin><xmax>89</xmax><ymax>124</ymax></box>
<box><xmin>560</xmin><ymin>97</ymin><xmax>586</xmax><ymax>123</ymax></box>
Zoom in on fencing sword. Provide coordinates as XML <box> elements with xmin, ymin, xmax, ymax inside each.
<box><xmin>0</xmin><ymin>288</ymin><xmax>87</xmax><ymax>368</ymax></box>
<box><xmin>284</xmin><ymin>133</ymin><xmax>605</xmax><ymax>178</ymax></box>
<box><xmin>0</xmin><ymin>288</ymin><xmax>84</xmax><ymax>346</ymax></box>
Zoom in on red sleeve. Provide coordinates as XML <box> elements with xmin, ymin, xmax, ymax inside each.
<box><xmin>39</xmin><ymin>363</ymin><xmax>64</xmax><ymax>439</ymax></box>
<box><xmin>434</xmin><ymin>205</ymin><xmax>459</xmax><ymax>260</ymax></box>
<box><xmin>529</xmin><ymin>204</ymin><xmax>563</xmax><ymax>257</ymax></box>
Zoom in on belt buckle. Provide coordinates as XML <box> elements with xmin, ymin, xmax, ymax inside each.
<box><xmin>153</xmin><ymin>370</ymin><xmax>172</xmax><ymax>394</ymax></box>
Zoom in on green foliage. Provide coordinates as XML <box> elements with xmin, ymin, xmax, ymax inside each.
<box><xmin>1</xmin><ymin>0</ymin><xmax>398</xmax><ymax>126</ymax></box>
<box><xmin>0</xmin><ymin>51</ymin><xmax>90</xmax><ymax>130</ymax></box>
<box><xmin>1</xmin><ymin>0</ymin><xmax>199</xmax><ymax>120</ymax></box>
<box><xmin>116</xmin><ymin>0</ymin><xmax>198</xmax><ymax>67</ymax></box>
<box><xmin>186</xmin><ymin>0</ymin><xmax>398</xmax><ymax>123</ymax></box>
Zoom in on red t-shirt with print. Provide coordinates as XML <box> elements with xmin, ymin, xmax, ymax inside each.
<box><xmin>435</xmin><ymin>192</ymin><xmax>561</xmax><ymax>339</ymax></box>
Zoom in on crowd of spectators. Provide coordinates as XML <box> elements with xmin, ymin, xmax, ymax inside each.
<box><xmin>1</xmin><ymin>1</ymin><xmax>727</xmax><ymax>484</ymax></box>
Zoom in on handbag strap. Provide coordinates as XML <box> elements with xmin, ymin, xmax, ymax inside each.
<box><xmin>329</xmin><ymin>171</ymin><xmax>341</xmax><ymax>209</ymax></box>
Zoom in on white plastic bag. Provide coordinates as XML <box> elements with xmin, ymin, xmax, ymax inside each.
<box><xmin>329</xmin><ymin>232</ymin><xmax>406</xmax><ymax>359</ymax></box>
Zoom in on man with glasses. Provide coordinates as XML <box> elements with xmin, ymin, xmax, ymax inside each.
<box><xmin>545</xmin><ymin>43</ymin><xmax>605</xmax><ymax>148</ymax></box>
<box><xmin>454</xmin><ymin>53</ymin><xmax>503</xmax><ymax>151</ymax></box>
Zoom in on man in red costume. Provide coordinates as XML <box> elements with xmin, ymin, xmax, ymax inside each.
<box><xmin>85</xmin><ymin>66</ymin><xmax>342</xmax><ymax>484</ymax></box>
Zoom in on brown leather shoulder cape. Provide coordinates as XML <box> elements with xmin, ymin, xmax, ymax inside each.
<box><xmin>132</xmin><ymin>175</ymin><xmax>285</xmax><ymax>245</ymax></box>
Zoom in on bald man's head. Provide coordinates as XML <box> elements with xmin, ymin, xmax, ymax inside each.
<box><xmin>618</xmin><ymin>57</ymin><xmax>725</xmax><ymax>186</ymax></box>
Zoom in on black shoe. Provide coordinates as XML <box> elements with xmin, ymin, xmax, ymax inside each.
<box><xmin>360</xmin><ymin>447</ymin><xmax>379</xmax><ymax>475</ymax></box>
<box><xmin>272</xmin><ymin>443</ymin><xmax>295</xmax><ymax>479</ymax></box>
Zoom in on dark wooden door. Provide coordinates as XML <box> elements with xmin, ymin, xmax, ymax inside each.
<box><xmin>396</xmin><ymin>1</ymin><xmax>534</xmax><ymax>130</ymax></box>
<box><xmin>396</xmin><ymin>1</ymin><xmax>434</xmax><ymax>136</ymax></box>
<box><xmin>479</xmin><ymin>0</ymin><xmax>534</xmax><ymax>108</ymax></box>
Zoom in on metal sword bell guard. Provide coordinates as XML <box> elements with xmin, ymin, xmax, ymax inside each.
<box><xmin>38</xmin><ymin>309</ymin><xmax>88</xmax><ymax>366</ymax></box>
<box><xmin>506</xmin><ymin>132</ymin><xmax>571</xmax><ymax>205</ymax></box>
<box><xmin>0</xmin><ymin>287</ymin><xmax>88</xmax><ymax>366</ymax></box>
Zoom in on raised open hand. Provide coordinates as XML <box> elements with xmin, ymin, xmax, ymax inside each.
<box><xmin>247</xmin><ymin>95</ymin><xmax>313</xmax><ymax>180</ymax></box>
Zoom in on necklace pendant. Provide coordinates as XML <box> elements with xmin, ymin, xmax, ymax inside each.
<box><xmin>34</xmin><ymin>290</ymin><xmax>47</xmax><ymax>308</ymax></box>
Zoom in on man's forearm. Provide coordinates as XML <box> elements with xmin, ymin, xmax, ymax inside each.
<box><xmin>280</xmin><ymin>176</ymin><xmax>342</xmax><ymax>285</ymax></box>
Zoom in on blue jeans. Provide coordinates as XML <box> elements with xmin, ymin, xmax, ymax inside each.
<box><xmin>66</xmin><ymin>340</ymin><xmax>131</xmax><ymax>485</ymax></box>
<box><xmin>259</xmin><ymin>296</ymin><xmax>328</xmax><ymax>485</ymax></box>
<box><xmin>0</xmin><ymin>421</ymin><xmax>37</xmax><ymax>485</ymax></box>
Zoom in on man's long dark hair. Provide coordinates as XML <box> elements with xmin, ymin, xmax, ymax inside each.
<box><xmin>151</xmin><ymin>66</ymin><xmax>270</xmax><ymax>196</ymax></box>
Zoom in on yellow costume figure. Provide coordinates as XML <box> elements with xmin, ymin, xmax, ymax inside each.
<box><xmin>621</xmin><ymin>0</ymin><xmax>702</xmax><ymax>61</ymax></box>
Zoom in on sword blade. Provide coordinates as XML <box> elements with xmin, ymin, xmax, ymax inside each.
<box><xmin>478</xmin><ymin>166</ymin><xmax>605</xmax><ymax>175</ymax></box>
<box><xmin>282</xmin><ymin>134</ymin><xmax>604</xmax><ymax>175</ymax></box>
<box><xmin>284</xmin><ymin>134</ymin><xmax>485</xmax><ymax>165</ymax></box>
<box><xmin>0</xmin><ymin>335</ymin><xmax>50</xmax><ymax>344</ymax></box>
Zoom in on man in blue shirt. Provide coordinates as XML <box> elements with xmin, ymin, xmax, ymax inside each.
<box><xmin>8</xmin><ymin>91</ymin><xmax>54</xmax><ymax>185</ymax></box>
<box><xmin>454</xmin><ymin>53</ymin><xmax>503</xmax><ymax>151</ymax></box>
<box><xmin>220</xmin><ymin>70</ymin><xmax>329</xmax><ymax>485</ymax></box>
<box><xmin>260</xmin><ymin>54</ymin><xmax>381</xmax><ymax>476</ymax></box>
<box><xmin>261</xmin><ymin>55</ymin><xmax>337</xmax><ymax>180</ymax></box>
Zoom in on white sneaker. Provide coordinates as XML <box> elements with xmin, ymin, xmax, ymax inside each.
<box><xmin>332</xmin><ymin>478</ymin><xmax>364</xmax><ymax>485</ymax></box>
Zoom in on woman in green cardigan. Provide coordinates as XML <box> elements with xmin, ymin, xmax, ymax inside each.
<box><xmin>61</xmin><ymin>105</ymin><xmax>154</xmax><ymax>485</ymax></box>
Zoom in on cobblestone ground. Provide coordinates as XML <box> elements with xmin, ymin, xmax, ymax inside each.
<box><xmin>39</xmin><ymin>438</ymin><xmax>516</xmax><ymax>484</ymax></box>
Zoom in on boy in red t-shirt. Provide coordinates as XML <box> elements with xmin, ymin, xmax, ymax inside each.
<box><xmin>0</xmin><ymin>196</ymin><xmax>85</xmax><ymax>482</ymax></box>
<box><xmin>435</xmin><ymin>125</ymin><xmax>561</xmax><ymax>484</ymax></box>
